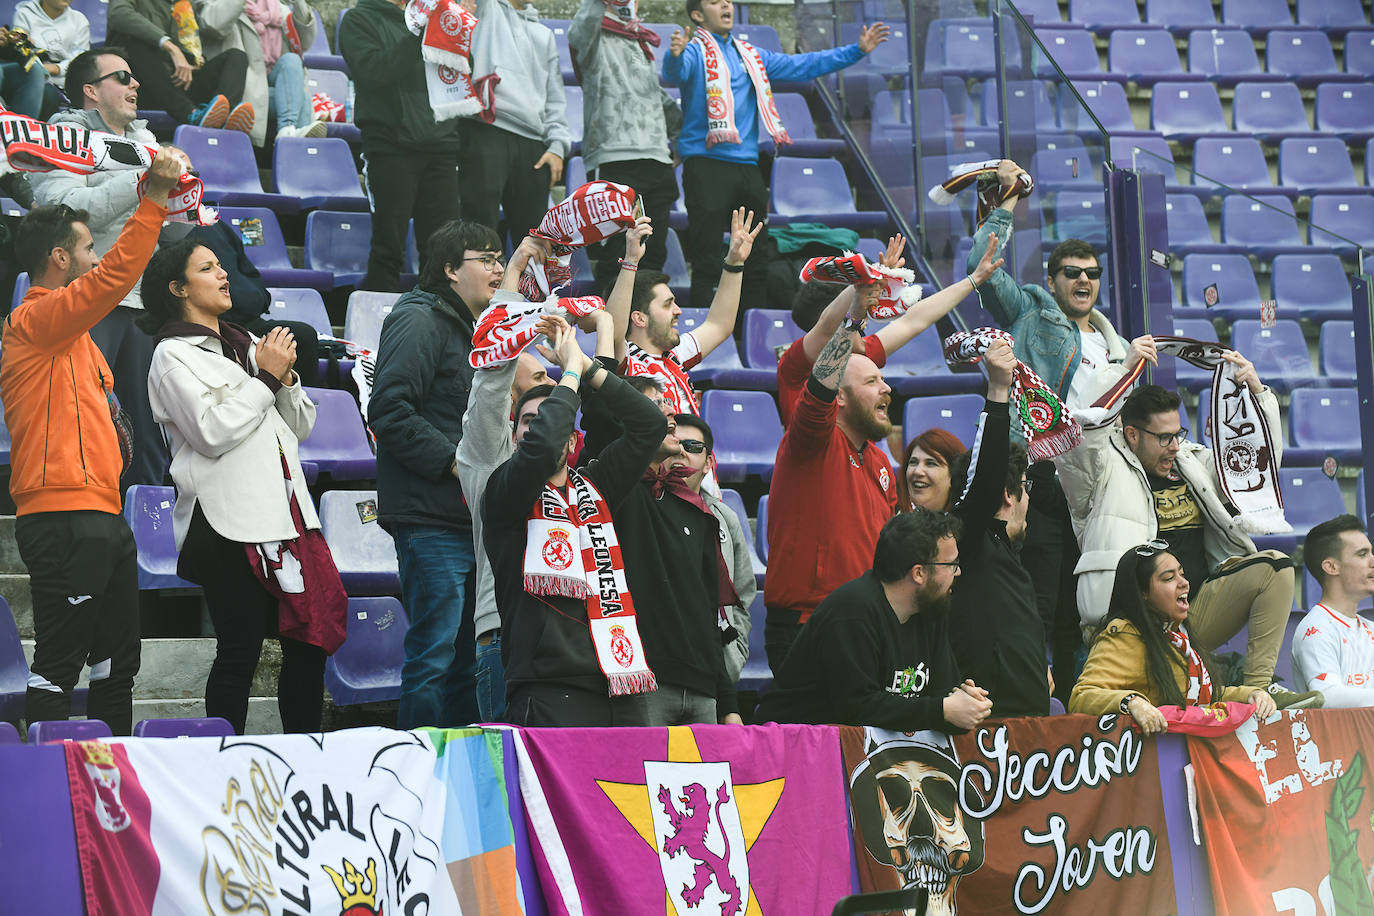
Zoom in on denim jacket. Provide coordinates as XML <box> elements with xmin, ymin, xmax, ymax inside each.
<box><xmin>966</xmin><ymin>208</ymin><xmax>1128</xmax><ymax>410</ymax></box>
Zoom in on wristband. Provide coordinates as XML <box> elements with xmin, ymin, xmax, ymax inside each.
<box><xmin>619</xmin><ymin>259</ymin><xmax>639</xmax><ymax>271</ymax></box>
<box><xmin>563</xmin><ymin>370</ymin><xmax>581</xmax><ymax>386</ymax></box>
<box><xmin>720</xmin><ymin>260</ymin><xmax>745</xmax><ymax>273</ymax></box>
<box><xmin>843</xmin><ymin>315</ymin><xmax>867</xmax><ymax>334</ymax></box>
<box><xmin>967</xmin><ymin>274</ymin><xmax>982</xmax><ymax>290</ymax></box>
<box><xmin>1119</xmin><ymin>693</ymin><xmax>1140</xmax><ymax>715</ymax></box>
<box><xmin>582</xmin><ymin>361</ymin><xmax>603</xmax><ymax>384</ymax></box>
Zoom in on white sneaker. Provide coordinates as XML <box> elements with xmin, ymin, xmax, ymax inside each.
<box><xmin>277</xmin><ymin>121</ymin><xmax>328</xmax><ymax>140</ymax></box>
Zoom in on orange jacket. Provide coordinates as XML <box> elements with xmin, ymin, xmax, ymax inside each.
<box><xmin>0</xmin><ymin>196</ymin><xmax>167</xmax><ymax>516</ymax></box>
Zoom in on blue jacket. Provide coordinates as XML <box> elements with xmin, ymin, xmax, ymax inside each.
<box><xmin>662</xmin><ymin>34</ymin><xmax>864</xmax><ymax>163</ymax></box>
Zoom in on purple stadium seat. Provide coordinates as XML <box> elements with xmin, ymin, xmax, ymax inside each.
<box><xmin>133</xmin><ymin>716</ymin><xmax>236</xmax><ymax>738</ymax></box>
<box><xmin>1069</xmin><ymin>0</ymin><xmax>1140</xmax><ymax>32</ymax></box>
<box><xmin>662</xmin><ymin>227</ymin><xmax>691</xmax><ymax>293</ymax></box>
<box><xmin>1296</xmin><ymin>0</ymin><xmax>1368</xmax><ymax>34</ymax></box>
<box><xmin>1034</xmin><ymin>28</ymin><xmax>1119</xmax><ymax>83</ymax></box>
<box><xmin>1232</xmin><ymin>81</ymin><xmax>1313</xmax><ymax>141</ymax></box>
<box><xmin>217</xmin><ymin>207</ymin><xmax>334</xmax><ymax>289</ymax></box>
<box><xmin>734</xmin><ymin>24</ymin><xmax>782</xmax><ymax>53</ymax></box>
<box><xmin>1052</xmin><ymin>191</ymin><xmax>1108</xmax><ymax>246</ymax></box>
<box><xmin>123</xmin><ymin>485</ymin><xmax>198</xmax><ymax>590</ymax></box>
<box><xmin>544</xmin><ymin>19</ymin><xmax>575</xmax><ymax>83</ymax></box>
<box><xmin>1286</xmin><ymin>388</ymin><xmax>1362</xmax><ymax>465</ymax></box>
<box><xmin>1314</xmin><ymin>83</ymin><xmax>1374</xmax><ymax>141</ymax></box>
<box><xmin>720</xmin><ymin>488</ymin><xmax>766</xmax><ymax>579</ymax></box>
<box><xmin>299</xmin><ymin>388</ymin><xmax>376</xmax><ymax>479</ymax></box>
<box><xmin>1319</xmin><ymin>320</ymin><xmax>1357</xmax><ymax>385</ymax></box>
<box><xmin>1220</xmin><ymin>0</ymin><xmax>1293</xmax><ymax>32</ymax></box>
<box><xmin>1278</xmin><ymin>469</ymin><xmax>1347</xmax><ymax>536</ymax></box>
<box><xmin>1068</xmin><ymin>80</ymin><xmax>1137</xmax><ymax>133</ymax></box>
<box><xmin>1146</xmin><ymin>0</ymin><xmax>1218</xmax><ymax>33</ymax></box>
<box><xmin>302</xmin><ymin>19</ymin><xmax>346</xmax><ymax>71</ymax></box>
<box><xmin>1310</xmin><ymin>195</ymin><xmax>1374</xmax><ymax>251</ymax></box>
<box><xmin>563</xmin><ymin>156</ymin><xmax>586</xmax><ymax>196</ymax></box>
<box><xmin>342</xmin><ymin>290</ymin><xmax>400</xmax><ymax>352</ymax></box>
<box><xmin>1187</xmin><ymin>29</ymin><xmax>1276</xmax><ymax>85</ymax></box>
<box><xmin>1009</xmin><ymin>0</ymin><xmax>1062</xmax><ymax>22</ymax></box>
<box><xmin>701</xmin><ymin>390</ymin><xmax>783</xmax><ymax>481</ymax></box>
<box><xmin>173</xmin><ymin>125</ymin><xmax>298</xmax><ymax>212</ymax></box>
<box><xmin>1231</xmin><ymin>319</ymin><xmax>1317</xmax><ymax>392</ymax></box>
<box><xmin>769</xmin><ymin>157</ymin><xmax>888</xmax><ymax>230</ymax></box>
<box><xmin>1347</xmin><ymin>28</ymin><xmax>1374</xmax><ymax>75</ymax></box>
<box><xmin>325</xmin><ymin>596</ymin><xmax>408</xmax><ymax>704</ymax></box>
<box><xmin>304</xmin><ymin>210</ymin><xmax>370</xmax><ymax>288</ymax></box>
<box><xmin>302</xmin><ymin>67</ymin><xmax>357</xmax><ymax>143</ymax></box>
<box><xmin>743</xmin><ymin>309</ymin><xmax>801</xmax><ymax>370</ymax></box>
<box><xmin>27</xmin><ymin>719</ymin><xmax>113</xmax><ymax>743</ymax></box>
<box><xmin>319</xmin><ymin>489</ymin><xmax>400</xmax><ymax>594</ymax></box>
<box><xmin>1032</xmin><ymin>142</ymin><xmax>1099</xmax><ymax>189</ymax></box>
<box><xmin>1109</xmin><ymin>134</ymin><xmax>1181</xmax><ymax>186</ymax></box>
<box><xmin>1277</xmin><ymin>138</ymin><xmax>1363</xmax><ymax>197</ymax></box>
<box><xmin>1191</xmin><ymin>137</ymin><xmax>1284</xmax><ymax>196</ymax></box>
<box><xmin>1173</xmin><ymin>317</ymin><xmax>1220</xmax><ymax>391</ymax></box>
<box><xmin>69</xmin><ymin>0</ymin><xmax>105</xmax><ymax>42</ymax></box>
<box><xmin>1220</xmin><ymin>195</ymin><xmax>1306</xmax><ymax>258</ymax></box>
<box><xmin>755</xmin><ymin>494</ymin><xmax>769</xmax><ymax>562</ymax></box>
<box><xmin>1180</xmin><ymin>253</ymin><xmax>1261</xmax><ymax>320</ymax></box>
<box><xmin>1271</xmin><ymin>253</ymin><xmax>1353</xmax><ymax>321</ymax></box>
<box><xmin>902</xmin><ymin>393</ymin><xmax>985</xmax><ymax>447</ymax></box>
<box><xmin>760</xmin><ymin>92</ymin><xmax>844</xmax><ymax>157</ymax></box>
<box><xmin>0</xmin><ymin>597</ymin><xmax>26</xmax><ymax>721</ymax></box>
<box><xmin>264</xmin><ymin>288</ymin><xmax>333</xmax><ymax>335</ymax></box>
<box><xmin>924</xmin><ymin>18</ymin><xmax>1002</xmax><ymax>81</ymax></box>
<box><xmin>737</xmin><ymin>593</ymin><xmax>771</xmax><ymax>693</ymax></box>
<box><xmin>1151</xmin><ymin>81</ymin><xmax>1229</xmax><ymax>142</ymax></box>
<box><xmin>980</xmin><ymin>80</ymin><xmax>1059</xmax><ymax>133</ymax></box>
<box><xmin>564</xmin><ymin>85</ymin><xmax>583</xmax><ymax>154</ymax></box>
<box><xmin>0</xmin><ymin>721</ymin><xmax>17</xmax><ymax>743</ymax></box>
<box><xmin>0</xmin><ymin>196</ymin><xmax>25</xmax><ymax>216</ymax></box>
<box><xmin>838</xmin><ymin>22</ymin><xmax>911</xmax><ymax>91</ymax></box>
<box><xmin>883</xmin><ymin>329</ymin><xmax>985</xmax><ymax>396</ymax></box>
<box><xmin>1166</xmin><ymin>193</ymin><xmax>1224</xmax><ymax>254</ymax></box>
<box><xmin>1268</xmin><ymin>31</ymin><xmax>1359</xmax><ymax>86</ymax></box>
<box><xmin>1108</xmin><ymin>29</ymin><xmax>1188</xmax><ymax>84</ymax></box>
<box><xmin>273</xmin><ymin>137</ymin><xmax>367</xmax><ymax>211</ymax></box>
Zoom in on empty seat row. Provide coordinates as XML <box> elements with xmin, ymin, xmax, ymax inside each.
<box><xmin>1153</xmin><ymin>81</ymin><xmax>1374</xmax><ymax>143</ymax></box>
<box><xmin>1027</xmin><ymin>0</ymin><xmax>1369</xmax><ymax>34</ymax></box>
<box><xmin>1171</xmin><ymin>252</ymin><xmax>1355</xmax><ymax>322</ymax></box>
<box><xmin>1167</xmin><ymin>194</ymin><xmax>1374</xmax><ymax>257</ymax></box>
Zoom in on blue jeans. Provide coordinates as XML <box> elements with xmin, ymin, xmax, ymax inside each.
<box><xmin>475</xmin><ymin>632</ymin><xmax>506</xmax><ymax>722</ymax></box>
<box><xmin>267</xmin><ymin>52</ymin><xmax>312</xmax><ymax>131</ymax></box>
<box><xmin>1</xmin><ymin>61</ymin><xmax>46</xmax><ymax>118</ymax></box>
<box><xmin>393</xmin><ymin>523</ymin><xmax>479</xmax><ymax>729</ymax></box>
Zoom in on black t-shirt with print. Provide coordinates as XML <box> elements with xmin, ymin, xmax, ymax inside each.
<box><xmin>1149</xmin><ymin>471</ymin><xmax>1208</xmax><ymax>592</ymax></box>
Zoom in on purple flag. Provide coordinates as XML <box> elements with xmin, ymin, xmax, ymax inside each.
<box><xmin>512</xmin><ymin>724</ymin><xmax>853</xmax><ymax>916</ymax></box>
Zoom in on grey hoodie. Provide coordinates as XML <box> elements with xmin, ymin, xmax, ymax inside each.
<box><xmin>469</xmin><ymin>0</ymin><xmax>571</xmax><ymax>159</ymax></box>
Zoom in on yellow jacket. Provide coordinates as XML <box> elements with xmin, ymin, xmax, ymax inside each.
<box><xmin>1069</xmin><ymin>618</ymin><xmax>1257</xmax><ymax>714</ymax></box>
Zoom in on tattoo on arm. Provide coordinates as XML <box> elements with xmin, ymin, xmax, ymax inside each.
<box><xmin>811</xmin><ymin>323</ymin><xmax>855</xmax><ymax>392</ymax></box>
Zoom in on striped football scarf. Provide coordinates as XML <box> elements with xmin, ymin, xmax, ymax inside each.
<box><xmin>694</xmin><ymin>29</ymin><xmax>789</xmax><ymax>149</ymax></box>
<box><xmin>799</xmin><ymin>251</ymin><xmax>927</xmax><ymax>320</ymax></box>
<box><xmin>928</xmin><ymin>158</ymin><xmax>1034</xmax><ymax>226</ymax></box>
<box><xmin>469</xmin><ymin>291</ymin><xmax>606</xmax><ymax>370</ymax></box>
<box><xmin>521</xmin><ymin>181</ymin><xmax>641</xmax><ymax>300</ymax></box>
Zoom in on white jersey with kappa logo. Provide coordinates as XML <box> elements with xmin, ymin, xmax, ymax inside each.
<box><xmin>1291</xmin><ymin>603</ymin><xmax>1374</xmax><ymax>708</ymax></box>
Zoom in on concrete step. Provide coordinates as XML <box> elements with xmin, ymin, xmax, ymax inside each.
<box><xmin>2</xmin><ymin>573</ymin><xmax>30</xmax><ymax>639</ymax></box>
<box><xmin>0</xmin><ymin>516</ymin><xmax>23</xmax><ymax>575</ymax></box>
<box><xmin>19</xmin><ymin>637</ymin><xmax>283</xmax><ymax>701</ymax></box>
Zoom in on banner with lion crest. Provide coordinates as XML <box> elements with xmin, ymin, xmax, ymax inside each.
<box><xmin>839</xmin><ymin>717</ymin><xmax>1178</xmax><ymax>915</ymax></box>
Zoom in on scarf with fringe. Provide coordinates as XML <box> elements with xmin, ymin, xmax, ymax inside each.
<box><xmin>404</xmin><ymin>0</ymin><xmax>499</xmax><ymax>122</ymax></box>
<box><xmin>694</xmin><ymin>29</ymin><xmax>788</xmax><ymax>148</ymax></box>
<box><xmin>570</xmin><ymin>0</ymin><xmax>661</xmax><ymax>80</ymax></box>
<box><xmin>1167</xmin><ymin>623</ymin><xmax>1213</xmax><ymax>705</ymax></box>
<box><xmin>928</xmin><ymin>158</ymin><xmax>1034</xmax><ymax>226</ymax></box>
<box><xmin>799</xmin><ymin>251</ymin><xmax>926</xmax><ymax>320</ymax></box>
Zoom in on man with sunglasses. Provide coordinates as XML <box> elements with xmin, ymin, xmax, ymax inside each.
<box><xmin>1057</xmin><ymin>383</ymin><xmax>1295</xmax><ymax>692</ymax></box>
<box><xmin>669</xmin><ymin>413</ymin><xmax>756</xmax><ymax>683</ymax></box>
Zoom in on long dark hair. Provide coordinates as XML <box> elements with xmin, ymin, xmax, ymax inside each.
<box><xmin>136</xmin><ymin>239</ymin><xmax>203</xmax><ymax>333</ymax></box>
<box><xmin>1103</xmin><ymin>546</ymin><xmax>1186</xmax><ymax>706</ymax></box>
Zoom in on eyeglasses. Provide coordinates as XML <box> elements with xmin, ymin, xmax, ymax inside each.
<box><xmin>679</xmin><ymin>439</ymin><xmax>708</xmax><ymax>454</ymax></box>
<box><xmin>924</xmin><ymin>560</ymin><xmax>962</xmax><ymax>570</ymax></box>
<box><xmin>86</xmin><ymin>69</ymin><xmax>134</xmax><ymax>87</ymax></box>
<box><xmin>463</xmin><ymin>254</ymin><xmax>505</xmax><ymax>271</ymax></box>
<box><xmin>1129</xmin><ymin>425</ymin><xmax>1188</xmax><ymax>448</ymax></box>
<box><xmin>1056</xmin><ymin>265</ymin><xmax>1103</xmax><ymax>280</ymax></box>
<box><xmin>1134</xmin><ymin>539</ymin><xmax>1170</xmax><ymax>557</ymax></box>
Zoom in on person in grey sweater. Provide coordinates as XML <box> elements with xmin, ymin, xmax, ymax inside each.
<box><xmin>569</xmin><ymin>0</ymin><xmax>681</xmax><ymax>294</ymax></box>
<box><xmin>459</xmin><ymin>0</ymin><xmax>570</xmax><ymax>247</ymax></box>
<box><xmin>456</xmin><ymin>235</ymin><xmax>614</xmax><ymax>722</ymax></box>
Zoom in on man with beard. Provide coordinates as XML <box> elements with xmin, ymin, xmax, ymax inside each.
<box><xmin>754</xmin><ymin>510</ymin><xmax>992</xmax><ymax>733</ymax></box>
<box><xmin>763</xmin><ymin>286</ymin><xmax>897</xmax><ymax>670</ymax></box>
<box><xmin>944</xmin><ymin>340</ymin><xmax>1050</xmax><ymax>717</ymax></box>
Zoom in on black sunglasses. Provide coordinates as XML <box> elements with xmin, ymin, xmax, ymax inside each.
<box><xmin>1057</xmin><ymin>265</ymin><xmax>1103</xmax><ymax>280</ymax></box>
<box><xmin>679</xmin><ymin>439</ymin><xmax>708</xmax><ymax>454</ymax></box>
<box><xmin>86</xmin><ymin>69</ymin><xmax>134</xmax><ymax>87</ymax></box>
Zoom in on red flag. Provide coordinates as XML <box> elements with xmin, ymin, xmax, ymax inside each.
<box><xmin>64</xmin><ymin>740</ymin><xmax>160</xmax><ymax>916</ymax></box>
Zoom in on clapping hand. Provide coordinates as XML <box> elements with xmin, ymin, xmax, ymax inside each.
<box><xmin>535</xmin><ymin>316</ymin><xmax>592</xmax><ymax>377</ymax></box>
<box><xmin>255</xmin><ymin>326</ymin><xmax>297</xmax><ymax>383</ymax></box>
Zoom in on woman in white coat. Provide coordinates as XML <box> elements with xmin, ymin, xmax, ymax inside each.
<box><xmin>193</xmin><ymin>0</ymin><xmax>325</xmax><ymax>146</ymax></box>
<box><xmin>140</xmin><ymin>239</ymin><xmax>345</xmax><ymax>734</ymax></box>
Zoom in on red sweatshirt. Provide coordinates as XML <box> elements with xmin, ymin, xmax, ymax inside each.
<box><xmin>765</xmin><ymin>376</ymin><xmax>897</xmax><ymax>621</ymax></box>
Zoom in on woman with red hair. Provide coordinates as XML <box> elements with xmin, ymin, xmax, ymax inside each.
<box><xmin>897</xmin><ymin>427</ymin><xmax>966</xmax><ymax>512</ymax></box>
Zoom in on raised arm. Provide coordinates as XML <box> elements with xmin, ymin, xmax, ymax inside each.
<box><xmin>950</xmin><ymin>341</ymin><xmax>1014</xmax><ymax>557</ymax></box>
<box><xmin>607</xmin><ymin>215</ymin><xmax>653</xmax><ymax>364</ymax></box>
<box><xmin>875</xmin><ymin>232</ymin><xmax>1003</xmax><ymax>356</ymax></box>
<box><xmin>964</xmin><ymin>161</ymin><xmax>1036</xmax><ymax>328</ymax></box>
<box><xmin>810</xmin><ymin>291</ymin><xmax>866</xmax><ymax>393</ymax></box>
<box><xmin>693</xmin><ymin>207</ymin><xmax>761</xmax><ymax>356</ymax></box>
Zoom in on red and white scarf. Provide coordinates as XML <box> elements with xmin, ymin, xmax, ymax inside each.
<box><xmin>1166</xmin><ymin>623</ymin><xmax>1213</xmax><ymax>705</ymax></box>
<box><xmin>943</xmin><ymin>328</ymin><xmax>1083</xmax><ymax>462</ymax></box>
<box><xmin>1077</xmin><ymin>336</ymin><xmax>1290</xmax><ymax>535</ymax></box>
<box><xmin>928</xmin><ymin>158</ymin><xmax>1035</xmax><ymax>227</ymax></box>
<box><xmin>570</xmin><ymin>0</ymin><xmax>660</xmax><ymax>79</ymax></box>
<box><xmin>799</xmin><ymin>251</ymin><xmax>927</xmax><ymax>320</ymax></box>
<box><xmin>0</xmin><ymin>108</ymin><xmax>215</xmax><ymax>224</ymax></box>
<box><xmin>469</xmin><ymin>290</ymin><xmax>606</xmax><ymax>370</ymax></box>
<box><xmin>694</xmin><ymin>30</ymin><xmax>789</xmax><ymax>149</ymax></box>
<box><xmin>522</xmin><ymin>180</ymin><xmax>641</xmax><ymax>300</ymax></box>
<box><xmin>526</xmin><ymin>470</ymin><xmax>657</xmax><ymax>695</ymax></box>
<box><xmin>404</xmin><ymin>0</ymin><xmax>498</xmax><ymax>122</ymax></box>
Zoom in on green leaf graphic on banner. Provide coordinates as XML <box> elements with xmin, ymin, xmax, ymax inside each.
<box><xmin>1325</xmin><ymin>752</ymin><xmax>1374</xmax><ymax>916</ymax></box>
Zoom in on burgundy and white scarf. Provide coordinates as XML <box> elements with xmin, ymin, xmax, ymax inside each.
<box><xmin>943</xmin><ymin>328</ymin><xmax>1083</xmax><ymax>462</ymax></box>
<box><xmin>1077</xmin><ymin>335</ymin><xmax>1290</xmax><ymax>535</ymax></box>
<box><xmin>1167</xmin><ymin>623</ymin><xmax>1213</xmax><ymax>705</ymax></box>
<box><xmin>404</xmin><ymin>0</ymin><xmax>498</xmax><ymax>122</ymax></box>
<box><xmin>693</xmin><ymin>30</ymin><xmax>789</xmax><ymax>149</ymax></box>
<box><xmin>799</xmin><ymin>251</ymin><xmax>927</xmax><ymax>320</ymax></box>
<box><xmin>527</xmin><ymin>470</ymin><xmax>657</xmax><ymax>695</ymax></box>
<box><xmin>521</xmin><ymin>180</ymin><xmax>642</xmax><ymax>300</ymax></box>
<box><xmin>928</xmin><ymin>158</ymin><xmax>1035</xmax><ymax>227</ymax></box>
<box><xmin>469</xmin><ymin>291</ymin><xmax>606</xmax><ymax>370</ymax></box>
<box><xmin>0</xmin><ymin>107</ymin><xmax>215</xmax><ymax>224</ymax></box>
<box><xmin>570</xmin><ymin>0</ymin><xmax>660</xmax><ymax>79</ymax></box>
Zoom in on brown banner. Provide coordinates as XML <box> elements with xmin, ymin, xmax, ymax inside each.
<box><xmin>840</xmin><ymin>715</ymin><xmax>1176</xmax><ymax>915</ymax></box>
<box><xmin>1188</xmin><ymin>708</ymin><xmax>1374</xmax><ymax>916</ymax></box>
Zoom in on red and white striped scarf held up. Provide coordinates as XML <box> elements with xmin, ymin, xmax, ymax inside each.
<box><xmin>521</xmin><ymin>180</ymin><xmax>642</xmax><ymax>300</ymax></box>
<box><xmin>469</xmin><ymin>291</ymin><xmax>606</xmax><ymax>370</ymax></box>
<box><xmin>694</xmin><ymin>29</ymin><xmax>789</xmax><ymax>149</ymax></box>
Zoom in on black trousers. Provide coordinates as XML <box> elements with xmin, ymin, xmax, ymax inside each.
<box><xmin>588</xmin><ymin>158</ymin><xmax>679</xmax><ymax>295</ymax></box>
<box><xmin>89</xmin><ymin>305</ymin><xmax>170</xmax><ymax>489</ymax></box>
<box><xmin>763</xmin><ymin>609</ymin><xmax>805</xmax><ymax>676</ymax></box>
<box><xmin>682</xmin><ymin>156</ymin><xmax>771</xmax><ymax>309</ymax></box>
<box><xmin>505</xmin><ymin>682</ymin><xmax>654</xmax><ymax>727</ymax></box>
<box><xmin>18</xmin><ymin>510</ymin><xmax>140</xmax><ymax>735</ymax></box>
<box><xmin>1022</xmin><ymin>463</ymin><xmax>1084</xmax><ymax>704</ymax></box>
<box><xmin>457</xmin><ymin>120</ymin><xmax>554</xmax><ymax>251</ymax></box>
<box><xmin>178</xmin><ymin>505</ymin><xmax>325</xmax><ymax>735</ymax></box>
<box><xmin>114</xmin><ymin>40</ymin><xmax>248</xmax><ymax>124</ymax></box>
<box><xmin>360</xmin><ymin>147</ymin><xmax>461</xmax><ymax>292</ymax></box>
